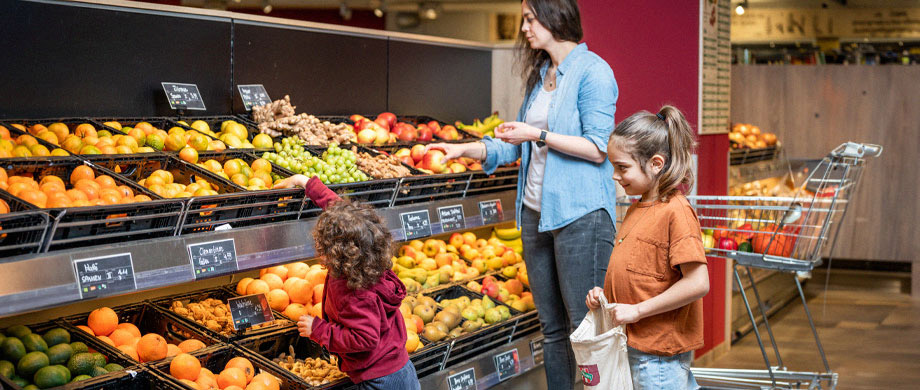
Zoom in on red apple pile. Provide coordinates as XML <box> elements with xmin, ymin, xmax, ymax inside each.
<box><xmin>392</xmin><ymin>144</ymin><xmax>483</xmax><ymax>174</ymax></box>
<box><xmin>352</xmin><ymin>113</ymin><xmax>463</xmax><ymax>145</ymax></box>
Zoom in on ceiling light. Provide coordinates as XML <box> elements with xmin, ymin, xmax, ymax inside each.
<box><xmin>262</xmin><ymin>0</ymin><xmax>272</xmax><ymax>13</ymax></box>
<box><xmin>372</xmin><ymin>0</ymin><xmax>385</xmax><ymax>18</ymax></box>
<box><xmin>735</xmin><ymin>0</ymin><xmax>747</xmax><ymax>16</ymax></box>
<box><xmin>339</xmin><ymin>1</ymin><xmax>353</xmax><ymax>20</ymax></box>
<box><xmin>419</xmin><ymin>3</ymin><xmax>438</xmax><ymax>20</ymax></box>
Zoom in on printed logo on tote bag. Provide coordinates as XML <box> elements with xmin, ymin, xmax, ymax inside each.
<box><xmin>579</xmin><ymin>364</ymin><xmax>600</xmax><ymax>386</ymax></box>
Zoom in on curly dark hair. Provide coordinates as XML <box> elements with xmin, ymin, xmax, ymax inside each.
<box><xmin>312</xmin><ymin>199</ymin><xmax>393</xmax><ymax>290</ymax></box>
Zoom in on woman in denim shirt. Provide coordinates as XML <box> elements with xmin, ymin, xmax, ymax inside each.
<box><xmin>429</xmin><ymin>0</ymin><xmax>617</xmax><ymax>388</ymax></box>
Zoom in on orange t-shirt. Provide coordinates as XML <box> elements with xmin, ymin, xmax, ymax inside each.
<box><xmin>603</xmin><ymin>194</ymin><xmax>707</xmax><ymax>356</ymax></box>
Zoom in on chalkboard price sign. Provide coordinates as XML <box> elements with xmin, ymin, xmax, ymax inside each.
<box><xmin>187</xmin><ymin>239</ymin><xmax>238</xmax><ymax>279</ymax></box>
<box><xmin>161</xmin><ymin>82</ymin><xmax>206</xmax><ymax>110</ymax></box>
<box><xmin>228</xmin><ymin>294</ymin><xmax>275</xmax><ymax>331</ymax></box>
<box><xmin>400</xmin><ymin>210</ymin><xmax>432</xmax><ymax>240</ymax></box>
<box><xmin>492</xmin><ymin>348</ymin><xmax>520</xmax><ymax>382</ymax></box>
<box><xmin>478</xmin><ymin>200</ymin><xmax>503</xmax><ymax>225</ymax></box>
<box><xmin>437</xmin><ymin>205</ymin><xmax>465</xmax><ymax>232</ymax></box>
<box><xmin>237</xmin><ymin>84</ymin><xmax>272</xmax><ymax>111</ymax></box>
<box><xmin>447</xmin><ymin>367</ymin><xmax>477</xmax><ymax>390</ymax></box>
<box><xmin>73</xmin><ymin>253</ymin><xmax>137</xmax><ymax>300</ymax></box>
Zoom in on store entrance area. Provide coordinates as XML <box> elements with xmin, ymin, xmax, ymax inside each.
<box><xmin>700</xmin><ymin>268</ymin><xmax>919</xmax><ymax>390</ymax></box>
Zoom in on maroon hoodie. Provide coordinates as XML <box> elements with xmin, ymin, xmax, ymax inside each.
<box><xmin>310</xmin><ymin>270</ymin><xmax>409</xmax><ymax>383</ymax></box>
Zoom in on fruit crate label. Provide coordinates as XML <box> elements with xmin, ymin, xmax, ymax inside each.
<box><xmin>530</xmin><ymin>338</ymin><xmax>544</xmax><ymax>365</ymax></box>
<box><xmin>447</xmin><ymin>367</ymin><xmax>477</xmax><ymax>390</ymax></box>
<box><xmin>73</xmin><ymin>253</ymin><xmax>137</xmax><ymax>300</ymax></box>
<box><xmin>161</xmin><ymin>82</ymin><xmax>207</xmax><ymax>110</ymax></box>
<box><xmin>187</xmin><ymin>239</ymin><xmax>239</xmax><ymax>280</ymax></box>
<box><xmin>478</xmin><ymin>200</ymin><xmax>503</xmax><ymax>225</ymax></box>
<box><xmin>228</xmin><ymin>293</ymin><xmax>275</xmax><ymax>331</ymax></box>
<box><xmin>492</xmin><ymin>348</ymin><xmax>520</xmax><ymax>382</ymax></box>
<box><xmin>438</xmin><ymin>205</ymin><xmax>465</xmax><ymax>232</ymax></box>
<box><xmin>237</xmin><ymin>84</ymin><xmax>272</xmax><ymax>111</ymax></box>
<box><xmin>400</xmin><ymin>209</ymin><xmax>432</xmax><ymax>240</ymax></box>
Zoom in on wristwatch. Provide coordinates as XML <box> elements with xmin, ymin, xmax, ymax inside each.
<box><xmin>536</xmin><ymin>130</ymin><xmax>548</xmax><ymax>147</ymax></box>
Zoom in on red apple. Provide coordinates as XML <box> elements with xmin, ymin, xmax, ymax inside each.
<box><xmin>468</xmin><ymin>162</ymin><xmax>482</xmax><ymax>170</ymax></box>
<box><xmin>394</xmin><ymin>148</ymin><xmax>411</xmax><ymax>159</ymax></box>
<box><xmin>397</xmin><ymin>127</ymin><xmax>417</xmax><ymax>142</ymax></box>
<box><xmin>399</xmin><ymin>156</ymin><xmax>415</xmax><ymax>167</ymax></box>
<box><xmin>417</xmin><ymin>125</ymin><xmax>433</xmax><ymax>142</ymax></box>
<box><xmin>377</xmin><ymin>112</ymin><xmax>397</xmax><ymax>129</ymax></box>
<box><xmin>422</xmin><ymin>150</ymin><xmax>447</xmax><ymax>173</ymax></box>
<box><xmin>356</xmin><ymin>128</ymin><xmax>377</xmax><ymax>144</ymax></box>
<box><xmin>427</xmin><ymin>121</ymin><xmax>442</xmax><ymax>133</ymax></box>
<box><xmin>449</xmin><ymin>162</ymin><xmax>467</xmax><ymax>173</ymax></box>
<box><xmin>349</xmin><ymin>114</ymin><xmax>367</xmax><ymax>123</ymax></box>
<box><xmin>374</xmin><ymin>117</ymin><xmax>390</xmax><ymax>131</ymax></box>
<box><xmin>440</xmin><ymin>125</ymin><xmax>459</xmax><ymax>140</ymax></box>
<box><xmin>449</xmin><ymin>233</ymin><xmax>464</xmax><ymax>247</ymax></box>
<box><xmin>410</xmin><ymin>144</ymin><xmax>427</xmax><ymax>163</ymax></box>
<box><xmin>354</xmin><ymin>118</ymin><xmax>372</xmax><ymax>131</ymax></box>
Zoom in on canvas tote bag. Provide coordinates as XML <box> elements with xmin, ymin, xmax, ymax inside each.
<box><xmin>569</xmin><ymin>295</ymin><xmax>632</xmax><ymax>389</ymax></box>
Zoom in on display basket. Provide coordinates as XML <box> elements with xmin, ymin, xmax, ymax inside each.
<box><xmin>465</xmin><ymin>166</ymin><xmax>518</xmax><ymax>198</ymax></box>
<box><xmin>14</xmin><ymin>117</ymin><xmax>167</xmax><ymax>158</ymax></box>
<box><xmin>462</xmin><ymin>274</ymin><xmax>541</xmax><ymax>343</ymax></box>
<box><xmin>423</xmin><ymin>285</ymin><xmax>520</xmax><ymax>368</ymax></box>
<box><xmin>149</xmin><ymin>286</ymin><xmax>293</xmax><ymax>343</ymax></box>
<box><xmin>392</xmin><ymin>171</ymin><xmax>471</xmax><ymax>207</ymax></box>
<box><xmin>0</xmin><ymin>157</ymin><xmax>184</xmax><ymax>252</ymax></box>
<box><xmin>730</xmin><ymin>145</ymin><xmax>780</xmax><ymax>166</ymax></box>
<box><xmin>61</xmin><ymin>302</ymin><xmax>220</xmax><ymax>365</ymax></box>
<box><xmin>0</xmin><ymin>120</ymin><xmax>67</xmax><ymax>154</ymax></box>
<box><xmin>0</xmin><ymin>320</ymin><xmax>142</xmax><ymax>390</ymax></box>
<box><xmin>167</xmin><ymin>115</ymin><xmax>266</xmax><ymax>148</ymax></box>
<box><xmin>295</xmin><ymin>145</ymin><xmax>399</xmax><ymax>218</ymax></box>
<box><xmin>0</xmin><ymin>188</ymin><xmax>50</xmax><ymax>257</ymax></box>
<box><xmin>150</xmin><ymin>344</ymin><xmax>303</xmax><ymax>390</ymax></box>
<box><xmin>235</xmin><ymin>327</ymin><xmax>354</xmax><ymax>389</ymax></box>
<box><xmin>90</xmin><ymin>117</ymin><xmax>175</xmax><ymax>135</ymax></box>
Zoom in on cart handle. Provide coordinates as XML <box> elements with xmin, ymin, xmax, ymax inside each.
<box><xmin>831</xmin><ymin>142</ymin><xmax>882</xmax><ymax>159</ymax></box>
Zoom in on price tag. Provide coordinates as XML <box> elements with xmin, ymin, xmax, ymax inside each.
<box><xmin>73</xmin><ymin>253</ymin><xmax>137</xmax><ymax>299</ymax></box>
<box><xmin>237</xmin><ymin>84</ymin><xmax>272</xmax><ymax>111</ymax></box>
<box><xmin>228</xmin><ymin>294</ymin><xmax>275</xmax><ymax>331</ymax></box>
<box><xmin>492</xmin><ymin>348</ymin><xmax>520</xmax><ymax>382</ymax></box>
<box><xmin>161</xmin><ymin>82</ymin><xmax>206</xmax><ymax>110</ymax></box>
<box><xmin>437</xmin><ymin>205</ymin><xmax>465</xmax><ymax>232</ymax></box>
<box><xmin>530</xmin><ymin>338</ymin><xmax>544</xmax><ymax>365</ymax></box>
<box><xmin>187</xmin><ymin>239</ymin><xmax>238</xmax><ymax>279</ymax></box>
<box><xmin>400</xmin><ymin>210</ymin><xmax>432</xmax><ymax>240</ymax></box>
<box><xmin>478</xmin><ymin>200</ymin><xmax>503</xmax><ymax>225</ymax></box>
<box><xmin>446</xmin><ymin>367</ymin><xmax>477</xmax><ymax>390</ymax></box>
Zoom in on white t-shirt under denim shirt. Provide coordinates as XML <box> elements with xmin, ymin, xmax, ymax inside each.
<box><xmin>522</xmin><ymin>87</ymin><xmax>554</xmax><ymax>212</ymax></box>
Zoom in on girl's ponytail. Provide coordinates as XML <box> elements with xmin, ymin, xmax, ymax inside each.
<box><xmin>656</xmin><ymin>106</ymin><xmax>696</xmax><ymax>201</ymax></box>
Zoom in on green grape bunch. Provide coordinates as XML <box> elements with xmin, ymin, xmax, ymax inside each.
<box><xmin>261</xmin><ymin>137</ymin><xmax>369</xmax><ymax>184</ymax></box>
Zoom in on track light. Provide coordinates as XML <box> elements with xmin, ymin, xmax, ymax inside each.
<box><xmin>372</xmin><ymin>0</ymin><xmax>385</xmax><ymax>18</ymax></box>
<box><xmin>419</xmin><ymin>2</ymin><xmax>438</xmax><ymax>20</ymax></box>
<box><xmin>262</xmin><ymin>0</ymin><xmax>271</xmax><ymax>13</ymax></box>
<box><xmin>340</xmin><ymin>1</ymin><xmax>353</xmax><ymax>20</ymax></box>
<box><xmin>735</xmin><ymin>0</ymin><xmax>747</xmax><ymax>15</ymax></box>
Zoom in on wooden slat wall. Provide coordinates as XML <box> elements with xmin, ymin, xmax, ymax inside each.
<box><xmin>731</xmin><ymin>65</ymin><xmax>919</xmax><ymax>262</ymax></box>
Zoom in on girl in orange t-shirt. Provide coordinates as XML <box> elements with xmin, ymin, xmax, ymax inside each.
<box><xmin>586</xmin><ymin>105</ymin><xmax>709</xmax><ymax>389</ymax></box>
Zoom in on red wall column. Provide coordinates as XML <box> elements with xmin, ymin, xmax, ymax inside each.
<box><xmin>579</xmin><ymin>0</ymin><xmax>729</xmax><ymax>357</ymax></box>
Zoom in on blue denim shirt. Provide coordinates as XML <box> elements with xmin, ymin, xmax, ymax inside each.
<box><xmin>483</xmin><ymin>43</ymin><xmax>618</xmax><ymax>232</ymax></box>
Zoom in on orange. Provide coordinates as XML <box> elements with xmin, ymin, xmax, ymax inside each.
<box><xmin>39</xmin><ymin>175</ymin><xmax>64</xmax><ymax>186</ymax></box>
<box><xmin>66</xmin><ymin>188</ymin><xmax>89</xmax><ymax>203</ymax></box>
<box><xmin>74</xmin><ymin>123</ymin><xmax>97</xmax><ymax>138</ymax></box>
<box><xmin>75</xmin><ymin>182</ymin><xmax>100</xmax><ymax>201</ymax></box>
<box><xmin>10</xmin><ymin>124</ymin><xmax>25</xmax><ymax>131</ymax></box>
<box><xmin>188</xmin><ymin>134</ymin><xmax>209</xmax><ymax>152</ymax></box>
<box><xmin>198</xmin><ymin>367</ymin><xmax>216</xmax><ymax>381</ymax></box>
<box><xmin>46</xmin><ymin>194</ymin><xmax>72</xmax><ymax>208</ymax></box>
<box><xmin>282</xmin><ymin>304</ymin><xmax>308</xmax><ymax>321</ymax></box>
<box><xmin>109</xmin><ymin>328</ymin><xmax>135</xmax><ymax>346</ymax></box>
<box><xmin>137</xmin><ymin>333</ymin><xmax>168</xmax><ymax>362</ymax></box>
<box><xmin>97</xmin><ymin>335</ymin><xmax>115</xmax><ymax>347</ymax></box>
<box><xmin>29</xmin><ymin>144</ymin><xmax>50</xmax><ymax>156</ymax></box>
<box><xmin>116</xmin><ymin>322</ymin><xmax>142</xmax><ymax>338</ymax></box>
<box><xmin>117</xmin><ymin>345</ymin><xmax>140</xmax><ymax>361</ymax></box>
<box><xmin>76</xmin><ymin>325</ymin><xmax>95</xmax><ymax>336</ymax></box>
<box><xmin>285</xmin><ymin>262</ymin><xmax>309</xmax><ymax>280</ymax></box>
<box><xmin>36</xmin><ymin>131</ymin><xmax>59</xmax><ymax>145</ymax></box>
<box><xmin>313</xmin><ymin>284</ymin><xmax>324</xmax><ymax>305</ymax></box>
<box><xmin>311</xmin><ymin>302</ymin><xmax>322</xmax><ymax>317</ymax></box>
<box><xmin>286</xmin><ymin>279</ymin><xmax>313</xmax><ymax>305</ymax></box>
<box><xmin>195</xmin><ymin>372</ymin><xmax>218</xmax><ymax>390</ymax></box>
<box><xmin>230</xmin><ymin>173</ymin><xmax>248</xmax><ymax>187</ymax></box>
<box><xmin>282</xmin><ymin>277</ymin><xmax>303</xmax><ymax>292</ymax></box>
<box><xmin>224</xmin><ymin>387</ymin><xmax>243</xmax><ymax>390</ymax></box>
<box><xmin>70</xmin><ymin>165</ymin><xmax>96</xmax><ymax>185</ymax></box>
<box><xmin>236</xmin><ymin>278</ymin><xmax>254</xmax><ymax>296</ymax></box>
<box><xmin>18</xmin><ymin>190</ymin><xmax>48</xmax><ymax>208</ymax></box>
<box><xmin>115</xmin><ymin>145</ymin><xmax>134</xmax><ymax>154</ymax></box>
<box><xmin>115</xmin><ymin>185</ymin><xmax>134</xmax><ymax>199</ymax></box>
<box><xmin>0</xmin><ymin>126</ymin><xmax>9</xmax><ymax>140</ymax></box>
<box><xmin>179</xmin><ymin>147</ymin><xmax>198</xmax><ymax>164</ymax></box>
<box><xmin>250</xmin><ymin>159</ymin><xmax>272</xmax><ymax>174</ymax></box>
<box><xmin>62</xmin><ymin>137</ymin><xmax>84</xmax><ymax>153</ymax></box>
<box><xmin>87</xmin><ymin>307</ymin><xmax>119</xmax><ymax>336</ymax></box>
<box><xmin>82</xmin><ymin>135</ymin><xmax>99</xmax><ymax>145</ymax></box>
<box><xmin>259</xmin><ymin>273</ymin><xmax>283</xmax><ymax>290</ymax></box>
<box><xmin>177</xmin><ymin>339</ymin><xmax>206</xmax><ymax>353</ymax></box>
<box><xmin>224</xmin><ymin>357</ymin><xmax>255</xmax><ymax>383</ymax></box>
<box><xmin>209</xmin><ymin>140</ymin><xmax>226</xmax><ymax>152</ymax></box>
<box><xmin>266</xmin><ymin>289</ymin><xmax>289</xmax><ymax>311</ymax></box>
<box><xmin>95</xmin><ymin>175</ymin><xmax>117</xmax><ymax>189</ymax></box>
<box><xmin>134</xmin><ymin>122</ymin><xmax>154</xmax><ymax>134</ymax></box>
<box><xmin>223</xmin><ymin>160</ymin><xmax>243</xmax><ymax>177</ymax></box>
<box><xmin>0</xmin><ymin>199</ymin><xmax>9</xmax><ymax>214</ymax></box>
<box><xmin>217</xmin><ymin>367</ymin><xmax>247</xmax><ymax>389</ymax></box>
<box><xmin>166</xmin><ymin>344</ymin><xmax>182</xmax><ymax>357</ymax></box>
<box><xmin>179</xmin><ymin>379</ymin><xmax>201</xmax><ymax>390</ymax></box>
<box><xmin>165</xmin><ymin>134</ymin><xmax>186</xmax><ymax>152</ymax></box>
<box><xmin>134</xmin><ymin>195</ymin><xmax>152</xmax><ymax>202</ymax></box>
<box><xmin>170</xmin><ymin>353</ymin><xmax>202</xmax><ymax>381</ymax></box>
<box><xmin>250</xmin><ymin>372</ymin><xmax>280</xmax><ymax>390</ymax></box>
<box><xmin>245</xmin><ymin>279</ymin><xmax>270</xmax><ymax>295</ymax></box>
<box><xmin>28</xmin><ymin>124</ymin><xmax>48</xmax><ymax>136</ymax></box>
<box><xmin>305</xmin><ymin>268</ymin><xmax>327</xmax><ymax>286</ymax></box>
<box><xmin>40</xmin><ymin>181</ymin><xmax>66</xmax><ymax>195</ymax></box>
<box><xmin>7</xmin><ymin>182</ymin><xmax>32</xmax><ymax>197</ymax></box>
<box><xmin>11</xmin><ymin>145</ymin><xmax>32</xmax><ymax>157</ymax></box>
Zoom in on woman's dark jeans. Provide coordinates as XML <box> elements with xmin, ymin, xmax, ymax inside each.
<box><xmin>520</xmin><ymin>206</ymin><xmax>615</xmax><ymax>390</ymax></box>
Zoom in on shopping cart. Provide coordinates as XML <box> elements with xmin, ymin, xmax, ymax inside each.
<box><xmin>617</xmin><ymin>142</ymin><xmax>882</xmax><ymax>389</ymax></box>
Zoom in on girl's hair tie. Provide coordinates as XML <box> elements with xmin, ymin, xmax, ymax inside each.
<box><xmin>656</xmin><ymin>113</ymin><xmax>665</xmax><ymax>121</ymax></box>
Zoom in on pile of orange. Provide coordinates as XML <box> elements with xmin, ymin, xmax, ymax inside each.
<box><xmin>236</xmin><ymin>262</ymin><xmax>326</xmax><ymax>321</ymax></box>
<box><xmin>198</xmin><ymin>158</ymin><xmax>277</xmax><ymax>191</ymax></box>
<box><xmin>161</xmin><ymin>126</ymin><xmax>227</xmax><ymax>154</ymax></box>
<box><xmin>170</xmin><ymin>353</ymin><xmax>280</xmax><ymax>390</ymax></box>
<box><xmin>138</xmin><ymin>169</ymin><xmax>220</xmax><ymax>199</ymax></box>
<box><xmin>0</xmin><ymin>124</ymin><xmax>69</xmax><ymax>157</ymax></box>
<box><xmin>76</xmin><ymin>307</ymin><xmax>206</xmax><ymax>363</ymax></box>
<box><xmin>0</xmin><ymin>165</ymin><xmax>152</xmax><ymax>208</ymax></box>
<box><xmin>5</xmin><ymin>122</ymin><xmax>158</xmax><ymax>155</ymax></box>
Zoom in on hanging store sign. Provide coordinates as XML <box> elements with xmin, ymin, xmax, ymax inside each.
<box><xmin>732</xmin><ymin>8</ymin><xmax>920</xmax><ymax>43</ymax></box>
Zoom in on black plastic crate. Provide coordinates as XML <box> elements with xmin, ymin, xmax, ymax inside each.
<box><xmin>151</xmin><ymin>344</ymin><xmax>304</xmax><ymax>390</ymax></box>
<box><xmin>150</xmin><ymin>286</ymin><xmax>294</xmax><ymax>343</ymax></box>
<box><xmin>90</xmin><ymin>117</ymin><xmax>175</xmax><ymax>136</ymax></box>
<box><xmin>730</xmin><ymin>145</ymin><xmax>779</xmax><ymax>166</ymax></box>
<box><xmin>4</xmin><ymin>118</ymin><xmax>166</xmax><ymax>157</ymax></box>
<box><xmin>0</xmin><ymin>320</ymin><xmax>142</xmax><ymax>390</ymax></box>
<box><xmin>236</xmin><ymin>327</ymin><xmax>353</xmax><ymax>389</ymax></box>
<box><xmin>392</xmin><ymin>172</ymin><xmax>472</xmax><ymax>207</ymax></box>
<box><xmin>0</xmin><ymin>189</ymin><xmax>50</xmax><ymax>257</ymax></box>
<box><xmin>423</xmin><ymin>286</ymin><xmax>520</xmax><ymax>368</ymax></box>
<box><xmin>463</xmin><ymin>274</ymin><xmax>541</xmax><ymax>342</ymax></box>
<box><xmin>296</xmin><ymin>145</ymin><xmax>399</xmax><ymax>219</ymax></box>
<box><xmin>409</xmin><ymin>336</ymin><xmax>450</xmax><ymax>379</ymax></box>
<box><xmin>0</xmin><ymin>121</ymin><xmax>67</xmax><ymax>156</ymax></box>
<box><xmin>60</xmin><ymin>302</ymin><xmax>220</xmax><ymax>365</ymax></box>
<box><xmin>0</xmin><ymin>158</ymin><xmax>184</xmax><ymax>252</ymax></box>
<box><xmin>465</xmin><ymin>166</ymin><xmax>518</xmax><ymax>197</ymax></box>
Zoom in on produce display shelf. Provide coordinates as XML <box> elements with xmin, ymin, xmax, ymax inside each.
<box><xmin>0</xmin><ymin>190</ymin><xmax>516</xmax><ymax>318</ymax></box>
<box><xmin>730</xmin><ymin>145</ymin><xmax>779</xmax><ymax>166</ymax></box>
<box><xmin>418</xmin><ymin>332</ymin><xmax>544</xmax><ymax>390</ymax></box>
<box><xmin>149</xmin><ymin>344</ymin><xmax>305</xmax><ymax>390</ymax></box>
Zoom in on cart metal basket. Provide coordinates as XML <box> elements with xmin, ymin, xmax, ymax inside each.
<box><xmin>618</xmin><ymin>142</ymin><xmax>882</xmax><ymax>389</ymax></box>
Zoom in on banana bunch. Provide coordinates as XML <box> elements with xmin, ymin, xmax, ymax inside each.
<box><xmin>492</xmin><ymin>226</ymin><xmax>522</xmax><ymax>255</ymax></box>
<box><xmin>455</xmin><ymin>112</ymin><xmax>503</xmax><ymax>138</ymax></box>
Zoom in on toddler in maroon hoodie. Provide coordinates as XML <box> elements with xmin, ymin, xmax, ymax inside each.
<box><xmin>274</xmin><ymin>175</ymin><xmax>420</xmax><ymax>390</ymax></box>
